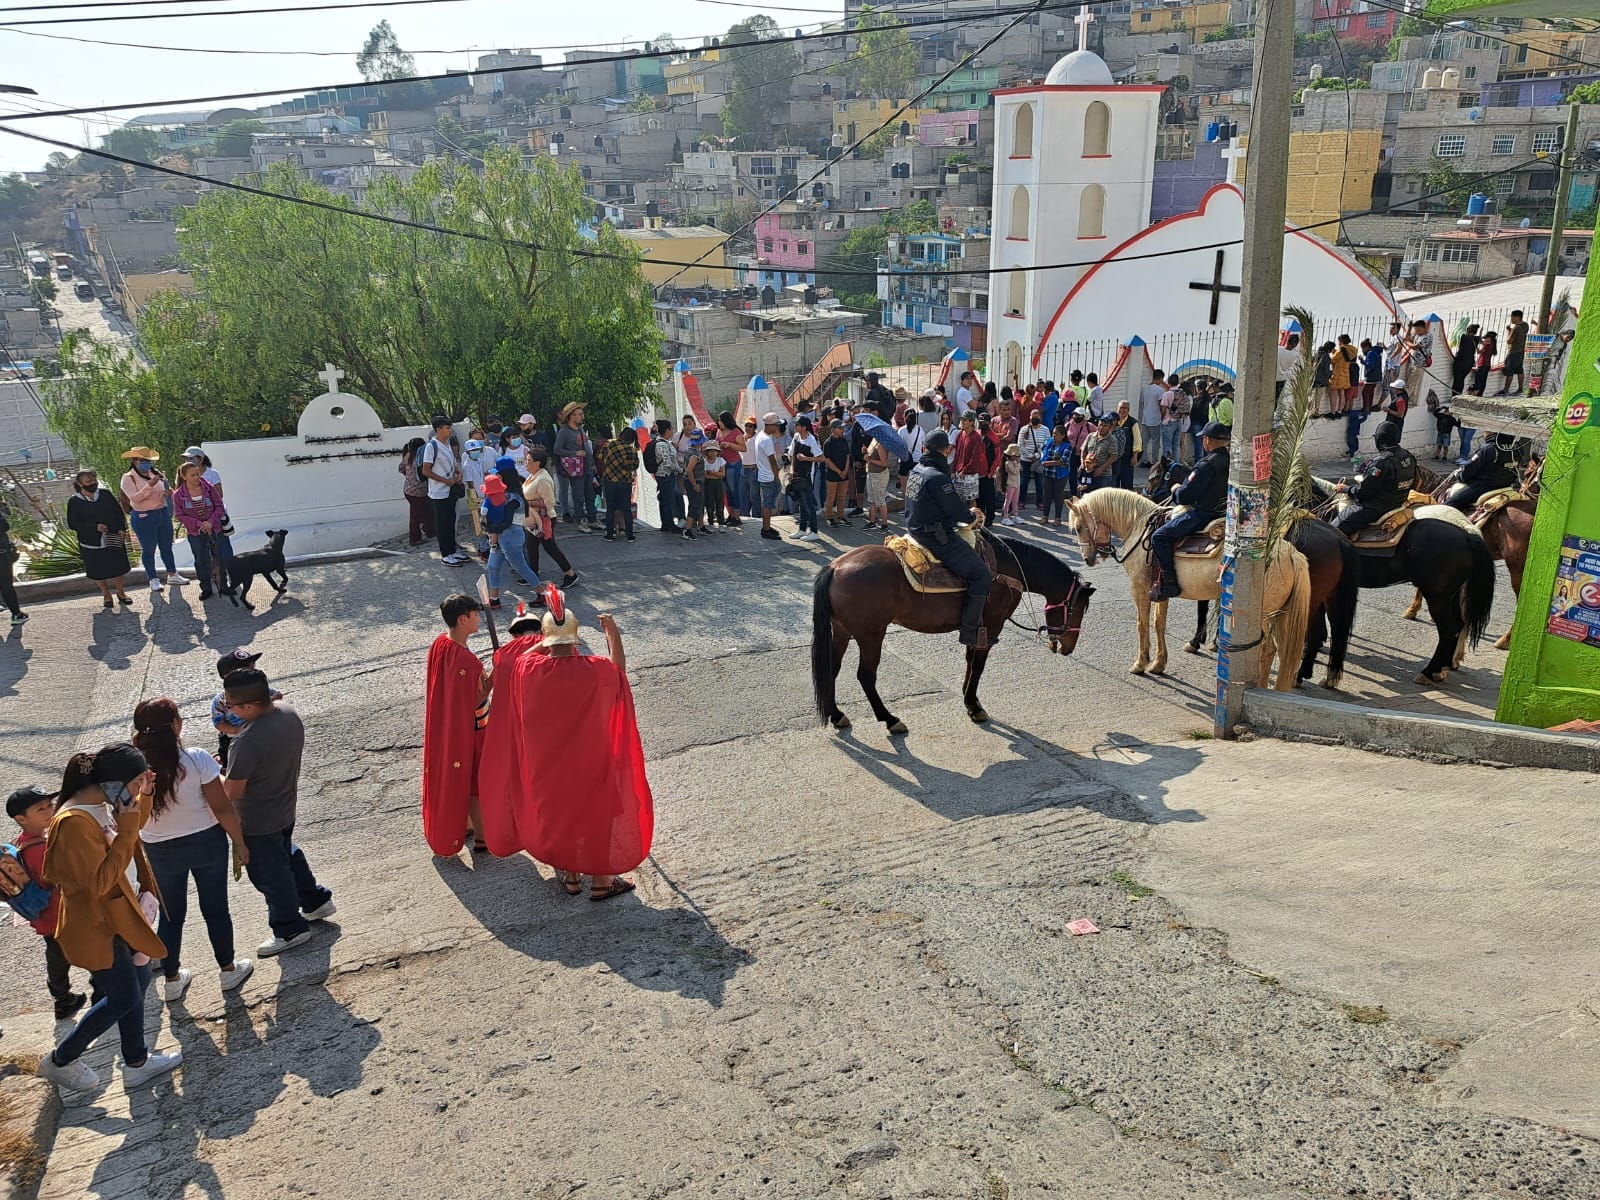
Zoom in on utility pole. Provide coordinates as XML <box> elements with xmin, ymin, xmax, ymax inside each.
<box><xmin>1215</xmin><ymin>0</ymin><xmax>1292</xmax><ymax>738</ymax></box>
<box><xmin>1536</xmin><ymin>102</ymin><xmax>1581</xmax><ymax>338</ymax></box>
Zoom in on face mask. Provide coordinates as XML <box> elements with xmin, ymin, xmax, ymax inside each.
<box><xmin>467</xmin><ymin>450</ymin><xmax>482</xmax><ymax>461</ymax></box>
<box><xmin>1030</xmin><ymin>417</ymin><xmax>1041</xmax><ymax>426</ymax></box>
<box><xmin>134</xmin><ymin>461</ymin><xmax>153</xmax><ymax>475</ymax></box>
<box><xmin>508</xmin><ymin>438</ymin><xmax>522</xmax><ymax>449</ymax></box>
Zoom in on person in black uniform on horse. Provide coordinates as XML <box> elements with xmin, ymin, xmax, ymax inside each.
<box><xmin>1331</xmin><ymin>413</ymin><xmax>1417</xmax><ymax>539</ymax></box>
<box><xmin>1448</xmin><ymin>431</ymin><xmax>1526</xmax><ymax>513</ymax></box>
<box><xmin>1150</xmin><ymin>421</ymin><xmax>1231</xmax><ymax>602</ymax></box>
<box><xmin>906</xmin><ymin>429</ymin><xmax>993</xmax><ymax>648</ymax></box>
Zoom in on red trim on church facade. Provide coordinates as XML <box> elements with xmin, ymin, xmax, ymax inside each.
<box><xmin>992</xmin><ymin>85</ymin><xmax>1168</xmax><ymax>96</ymax></box>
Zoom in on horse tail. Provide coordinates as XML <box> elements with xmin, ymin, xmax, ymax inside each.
<box><xmin>1461</xmin><ymin>533</ymin><xmax>1495</xmax><ymax>651</ymax></box>
<box><xmin>1273</xmin><ymin>546</ymin><xmax>1313</xmax><ymax>692</ymax></box>
<box><xmin>1324</xmin><ymin>538</ymin><xmax>1361</xmax><ymax>687</ymax></box>
<box><xmin>811</xmin><ymin>565</ymin><xmax>837</xmax><ymax>725</ymax></box>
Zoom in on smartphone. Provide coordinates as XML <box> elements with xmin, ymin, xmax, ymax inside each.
<box><xmin>98</xmin><ymin>781</ymin><xmax>137</xmax><ymax>809</ymax></box>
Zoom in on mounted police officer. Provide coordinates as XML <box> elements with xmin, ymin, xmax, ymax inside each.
<box><xmin>1331</xmin><ymin>411</ymin><xmax>1417</xmax><ymax>539</ymax></box>
<box><xmin>1149</xmin><ymin>421</ymin><xmax>1230</xmax><ymax>602</ymax></box>
<box><xmin>1448</xmin><ymin>431</ymin><xmax>1526</xmax><ymax>513</ymax></box>
<box><xmin>906</xmin><ymin>429</ymin><xmax>993</xmax><ymax>648</ymax></box>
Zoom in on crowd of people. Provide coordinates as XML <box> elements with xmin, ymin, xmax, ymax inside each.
<box><xmin>9</xmin><ymin>648</ymin><xmax>332</xmax><ymax>1097</ymax></box>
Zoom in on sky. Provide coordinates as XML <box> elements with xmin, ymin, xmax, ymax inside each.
<box><xmin>0</xmin><ymin>0</ymin><xmax>831</xmax><ymax>173</ymax></box>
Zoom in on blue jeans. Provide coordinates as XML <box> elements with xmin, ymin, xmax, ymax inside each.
<box><xmin>602</xmin><ymin>481</ymin><xmax>634</xmax><ymax>536</ymax></box>
<box><xmin>722</xmin><ymin>464</ymin><xmax>743</xmax><ymax>519</ymax></box>
<box><xmin>1458</xmin><ymin>427</ymin><xmax>1477</xmax><ymax>460</ymax></box>
<box><xmin>1345</xmin><ymin>409</ymin><xmax>1368</xmax><ymax>456</ymax></box>
<box><xmin>486</xmin><ymin>523</ymin><xmax>540</xmax><ymax>592</ymax></box>
<box><xmin>655</xmin><ymin>476</ymin><xmax>682</xmax><ymax>529</ymax></box>
<box><xmin>795</xmin><ymin>483</ymin><xmax>819</xmax><ymax>532</ymax></box>
<box><xmin>145</xmin><ymin>823</ymin><xmax>235</xmax><ymax>978</ymax></box>
<box><xmin>242</xmin><ymin>826</ymin><xmax>332</xmax><ymax>941</ymax></box>
<box><xmin>1151</xmin><ymin>508</ymin><xmax>1211</xmax><ymax>595</ymax></box>
<box><xmin>1160</xmin><ymin>424</ymin><xmax>1186</xmax><ymax>464</ymax></box>
<box><xmin>129</xmin><ymin>507</ymin><xmax>177</xmax><ymax>577</ymax></box>
<box><xmin>557</xmin><ymin>472</ymin><xmax>582</xmax><ymax>519</ymax></box>
<box><xmin>188</xmin><ymin>531</ymin><xmax>234</xmax><ymax>594</ymax></box>
<box><xmin>759</xmin><ymin>478</ymin><xmax>780</xmax><ymax>513</ymax></box>
<box><xmin>54</xmin><ymin>937</ymin><xmax>150</xmax><ymax>1067</ymax></box>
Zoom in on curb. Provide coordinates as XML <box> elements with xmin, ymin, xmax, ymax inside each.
<box><xmin>1241</xmin><ymin>690</ymin><xmax>1600</xmax><ymax>773</ymax></box>
<box><xmin>0</xmin><ymin>1070</ymin><xmax>60</xmax><ymax>1200</ymax></box>
<box><xmin>13</xmin><ymin>547</ymin><xmax>400</xmax><ymax>605</ymax></box>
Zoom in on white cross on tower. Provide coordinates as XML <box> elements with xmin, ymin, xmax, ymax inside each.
<box><xmin>1074</xmin><ymin>3</ymin><xmax>1095</xmax><ymax>53</ymax></box>
<box><xmin>1221</xmin><ymin>137</ymin><xmax>1247</xmax><ymax>187</ymax></box>
<box><xmin>316</xmin><ymin>362</ymin><xmax>345</xmax><ymax>394</ymax></box>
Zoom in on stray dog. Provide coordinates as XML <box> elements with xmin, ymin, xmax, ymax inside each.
<box><xmin>224</xmin><ymin>529</ymin><xmax>289</xmax><ymax>609</ymax></box>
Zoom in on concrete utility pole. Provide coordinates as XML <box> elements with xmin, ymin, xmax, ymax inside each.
<box><xmin>1536</xmin><ymin>102</ymin><xmax>1581</xmax><ymax>338</ymax></box>
<box><xmin>1215</xmin><ymin>0</ymin><xmax>1292</xmax><ymax>737</ymax></box>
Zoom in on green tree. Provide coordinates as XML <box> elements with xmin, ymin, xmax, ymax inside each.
<box><xmin>816</xmin><ymin>201</ymin><xmax>937</xmax><ymax>310</ymax></box>
<box><xmin>1566</xmin><ymin>81</ymin><xmax>1600</xmax><ymax>105</ymax></box>
<box><xmin>357</xmin><ymin>19</ymin><xmax>416</xmax><ymax>82</ymax></box>
<box><xmin>1419</xmin><ymin>156</ymin><xmax>1488</xmax><ymax>213</ymax></box>
<box><xmin>850</xmin><ymin>5</ymin><xmax>917</xmax><ymax>100</ymax></box>
<box><xmin>43</xmin><ymin>150</ymin><xmax>662</xmax><ymax>478</ymax></box>
<box><xmin>213</xmin><ymin>119</ymin><xmax>266</xmax><ymax>158</ymax></box>
<box><xmin>720</xmin><ymin>15</ymin><xmax>802</xmax><ymax>145</ymax></box>
<box><xmin>43</xmin><ymin>151</ymin><xmax>73</xmax><ymax>179</ymax></box>
<box><xmin>98</xmin><ymin>127</ymin><xmax>163</xmax><ymax>165</ymax></box>
<box><xmin>0</xmin><ymin>173</ymin><xmax>37</xmax><ymax>222</ymax></box>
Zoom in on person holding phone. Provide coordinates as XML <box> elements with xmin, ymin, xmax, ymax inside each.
<box><xmin>38</xmin><ymin>744</ymin><xmax>181</xmax><ymax>1095</ymax></box>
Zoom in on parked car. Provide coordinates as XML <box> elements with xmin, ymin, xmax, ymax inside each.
<box><xmin>73</xmin><ymin>281</ymin><xmax>94</xmax><ymax>300</ymax></box>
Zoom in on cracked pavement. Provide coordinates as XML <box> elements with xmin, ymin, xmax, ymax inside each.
<box><xmin>1</xmin><ymin>520</ymin><xmax>1595</xmax><ymax>1199</ymax></box>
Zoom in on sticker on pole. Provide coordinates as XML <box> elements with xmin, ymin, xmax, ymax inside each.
<box><xmin>1559</xmin><ymin>392</ymin><xmax>1596</xmax><ymax>435</ymax></box>
<box><xmin>1546</xmin><ymin>536</ymin><xmax>1600</xmax><ymax>650</ymax></box>
<box><xmin>1252</xmin><ymin>432</ymin><xmax>1272</xmax><ymax>482</ymax></box>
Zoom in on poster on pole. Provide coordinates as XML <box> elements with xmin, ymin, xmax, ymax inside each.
<box><xmin>1252</xmin><ymin>432</ymin><xmax>1272</xmax><ymax>482</ymax></box>
<box><xmin>1525</xmin><ymin>334</ymin><xmax>1556</xmax><ymax>395</ymax></box>
<box><xmin>1546</xmin><ymin>535</ymin><xmax>1600</xmax><ymax>650</ymax></box>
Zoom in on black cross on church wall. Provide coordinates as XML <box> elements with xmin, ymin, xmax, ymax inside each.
<box><xmin>1189</xmin><ymin>249</ymin><xmax>1242</xmax><ymax>325</ymax></box>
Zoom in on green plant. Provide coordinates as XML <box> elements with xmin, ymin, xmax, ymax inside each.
<box><xmin>18</xmin><ymin>517</ymin><xmax>84</xmax><ymax>580</ymax></box>
<box><xmin>1341</xmin><ymin>1003</ymin><xmax>1389</xmax><ymax>1025</ymax></box>
<box><xmin>1108</xmin><ymin>870</ymin><xmax>1154</xmax><ymax>899</ymax></box>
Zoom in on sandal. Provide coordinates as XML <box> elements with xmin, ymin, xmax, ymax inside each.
<box><xmin>560</xmin><ymin>871</ymin><xmax>583</xmax><ymax>896</ymax></box>
<box><xmin>102</xmin><ymin>598</ymin><xmax>114</xmax><ymax>609</ymax></box>
<box><xmin>589</xmin><ymin>877</ymin><xmax>635</xmax><ymax>902</ymax></box>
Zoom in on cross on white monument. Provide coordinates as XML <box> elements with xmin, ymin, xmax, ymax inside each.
<box><xmin>316</xmin><ymin>362</ymin><xmax>346</xmax><ymax>394</ymax></box>
<box><xmin>1074</xmin><ymin>3</ymin><xmax>1095</xmax><ymax>52</ymax></box>
<box><xmin>1220</xmin><ymin>137</ymin><xmax>1247</xmax><ymax>187</ymax></box>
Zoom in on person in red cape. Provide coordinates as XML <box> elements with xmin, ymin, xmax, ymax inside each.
<box><xmin>422</xmin><ymin>593</ymin><xmax>491</xmax><ymax>857</ymax></box>
<box><xmin>478</xmin><ymin>586</ymin><xmax>653</xmax><ymax>901</ymax></box>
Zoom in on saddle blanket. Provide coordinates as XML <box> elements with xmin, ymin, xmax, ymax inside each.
<box><xmin>887</xmin><ymin>528</ymin><xmax>981</xmax><ymax>594</ymax></box>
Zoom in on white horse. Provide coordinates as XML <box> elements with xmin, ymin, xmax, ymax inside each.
<box><xmin>1065</xmin><ymin>489</ymin><xmax>1312</xmax><ymax>691</ymax></box>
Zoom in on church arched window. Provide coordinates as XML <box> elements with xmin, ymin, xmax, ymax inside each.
<box><xmin>1078</xmin><ymin>183</ymin><xmax>1106</xmax><ymax>239</ymax></box>
<box><xmin>1008</xmin><ymin>186</ymin><xmax>1031</xmax><ymax>241</ymax></box>
<box><xmin>1012</xmin><ymin>103</ymin><xmax>1034</xmax><ymax>158</ymax></box>
<box><xmin>1006</xmin><ymin>271</ymin><xmax>1026</xmax><ymax>317</ymax></box>
<box><xmin>1083</xmin><ymin>101</ymin><xmax>1110</xmax><ymax>157</ymax></box>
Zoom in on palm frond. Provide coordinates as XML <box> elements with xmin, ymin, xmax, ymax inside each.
<box><xmin>1267</xmin><ymin>305</ymin><xmax>1318</xmax><ymax>551</ymax></box>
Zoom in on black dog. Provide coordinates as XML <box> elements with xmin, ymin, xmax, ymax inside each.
<box><xmin>224</xmin><ymin>529</ymin><xmax>289</xmax><ymax>609</ymax></box>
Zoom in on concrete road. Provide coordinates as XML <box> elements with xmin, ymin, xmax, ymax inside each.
<box><xmin>49</xmin><ymin>281</ymin><xmax>134</xmax><ymax>354</ymax></box>
<box><xmin>1</xmin><ymin>516</ymin><xmax>1591</xmax><ymax>1199</ymax></box>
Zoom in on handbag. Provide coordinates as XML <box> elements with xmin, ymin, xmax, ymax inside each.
<box><xmin>559</xmin><ymin>455</ymin><xmax>584</xmax><ymax>478</ymax></box>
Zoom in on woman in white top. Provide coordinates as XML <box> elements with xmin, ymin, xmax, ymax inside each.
<box><xmin>132</xmin><ymin>697</ymin><xmax>253</xmax><ymax>1002</ymax></box>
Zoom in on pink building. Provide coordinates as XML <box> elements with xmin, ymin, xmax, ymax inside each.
<box><xmin>918</xmin><ymin>110</ymin><xmax>983</xmax><ymax>147</ymax></box>
<box><xmin>753</xmin><ymin>207</ymin><xmax>819</xmax><ymax>289</ymax></box>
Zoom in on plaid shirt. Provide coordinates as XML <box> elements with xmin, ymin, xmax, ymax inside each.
<box><xmin>597</xmin><ymin>440</ymin><xmax>639</xmax><ymax>485</ymax></box>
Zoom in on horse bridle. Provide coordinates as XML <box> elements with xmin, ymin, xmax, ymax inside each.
<box><xmin>1074</xmin><ymin>503</ymin><xmax>1154</xmax><ymax>565</ymax></box>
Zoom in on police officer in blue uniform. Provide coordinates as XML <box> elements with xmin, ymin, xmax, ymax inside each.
<box><xmin>1331</xmin><ymin>415</ymin><xmax>1417</xmax><ymax>539</ymax></box>
<box><xmin>906</xmin><ymin>430</ymin><xmax>993</xmax><ymax>648</ymax></box>
<box><xmin>1448</xmin><ymin>431</ymin><xmax>1526</xmax><ymax>513</ymax></box>
<box><xmin>1149</xmin><ymin>421</ymin><xmax>1230</xmax><ymax>602</ymax></box>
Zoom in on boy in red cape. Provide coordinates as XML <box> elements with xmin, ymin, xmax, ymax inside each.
<box><xmin>478</xmin><ymin>587</ymin><xmax>653</xmax><ymax>901</ymax></box>
<box><xmin>422</xmin><ymin>593</ymin><xmax>491</xmax><ymax>857</ymax></box>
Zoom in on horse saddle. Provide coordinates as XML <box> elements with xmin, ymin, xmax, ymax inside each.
<box><xmin>1348</xmin><ymin>505</ymin><xmax>1415</xmax><ymax>552</ymax></box>
<box><xmin>1467</xmin><ymin>486</ymin><xmax>1521</xmax><ymax>525</ymax></box>
<box><xmin>886</xmin><ymin>526</ymin><xmax>988</xmax><ymax>594</ymax></box>
<box><xmin>1174</xmin><ymin>517</ymin><xmax>1226</xmax><ymax>560</ymax></box>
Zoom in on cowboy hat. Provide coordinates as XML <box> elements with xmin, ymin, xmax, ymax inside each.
<box><xmin>120</xmin><ymin>446</ymin><xmax>160</xmax><ymax>461</ymax></box>
<box><xmin>557</xmin><ymin>402</ymin><xmax>586</xmax><ymax>422</ymax></box>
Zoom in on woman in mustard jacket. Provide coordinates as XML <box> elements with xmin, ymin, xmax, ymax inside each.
<box><xmin>37</xmin><ymin>744</ymin><xmax>182</xmax><ymax>1095</ymax></box>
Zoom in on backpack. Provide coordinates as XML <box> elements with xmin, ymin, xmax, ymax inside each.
<box><xmin>642</xmin><ymin>439</ymin><xmax>659</xmax><ymax>475</ymax></box>
<box><xmin>0</xmin><ymin>844</ymin><xmax>50</xmax><ymax>923</ymax></box>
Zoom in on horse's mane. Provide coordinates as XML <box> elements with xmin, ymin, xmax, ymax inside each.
<box><xmin>1078</xmin><ymin>485</ymin><xmax>1159</xmax><ymax>530</ymax></box>
<box><xmin>987</xmin><ymin>531</ymin><xmax>1079</xmax><ymax>592</ymax></box>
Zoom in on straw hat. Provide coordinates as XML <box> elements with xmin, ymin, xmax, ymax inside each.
<box><xmin>120</xmin><ymin>446</ymin><xmax>160</xmax><ymax>461</ymax></box>
<box><xmin>893</xmin><ymin>386</ymin><xmax>910</xmax><ymax>401</ymax></box>
<box><xmin>558</xmin><ymin>402</ymin><xmax>586</xmax><ymax>423</ymax></box>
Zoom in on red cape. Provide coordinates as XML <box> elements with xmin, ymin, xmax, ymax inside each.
<box><xmin>422</xmin><ymin>634</ymin><xmax>484</xmax><ymax>856</ymax></box>
<box><xmin>478</xmin><ymin>650</ymin><xmax>654</xmax><ymax>875</ymax></box>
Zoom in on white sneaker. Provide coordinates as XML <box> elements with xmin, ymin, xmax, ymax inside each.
<box><xmin>167</xmin><ymin>573</ymin><xmax>189</xmax><ymax>585</ymax></box>
<box><xmin>304</xmin><ymin>899</ymin><xmax>337</xmax><ymax>922</ymax></box>
<box><xmin>37</xmin><ymin>1055</ymin><xmax>100</xmax><ymax>1094</ymax></box>
<box><xmin>149</xmin><ymin>577</ymin><xmax>162</xmax><ymax>592</ymax></box>
<box><xmin>121</xmin><ymin>1049</ymin><xmax>181</xmax><ymax>1088</ymax></box>
<box><xmin>160</xmin><ymin>968</ymin><xmax>192</xmax><ymax>1003</ymax></box>
<box><xmin>802</xmin><ymin>532</ymin><xmax>821</xmax><ymax>542</ymax></box>
<box><xmin>219</xmin><ymin>959</ymin><xmax>254</xmax><ymax>992</ymax></box>
<box><xmin>257</xmin><ymin>930</ymin><xmax>313</xmax><ymax>957</ymax></box>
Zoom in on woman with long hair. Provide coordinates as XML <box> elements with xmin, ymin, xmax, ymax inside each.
<box><xmin>172</xmin><ymin>461</ymin><xmax>233</xmax><ymax>601</ymax></box>
<box><xmin>38</xmin><ymin>744</ymin><xmax>180</xmax><ymax>1095</ymax></box>
<box><xmin>715</xmin><ymin>411</ymin><xmax>747</xmax><ymax>528</ymax></box>
<box><xmin>132</xmin><ymin>698</ymin><xmax>252</xmax><ymax>1002</ymax></box>
<box><xmin>398</xmin><ymin>438</ymin><xmax>434</xmax><ymax>545</ymax></box>
<box><xmin>522</xmin><ymin>446</ymin><xmax>580</xmax><ymax>591</ymax></box>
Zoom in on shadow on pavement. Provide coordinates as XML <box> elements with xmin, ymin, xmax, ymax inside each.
<box><xmin>433</xmin><ymin>853</ymin><xmax>751</xmax><ymax>1008</ymax></box>
<box><xmin>0</xmin><ymin>625</ymin><xmax>30</xmax><ymax>695</ymax></box>
<box><xmin>1080</xmin><ymin>730</ymin><xmax>1207</xmax><ymax>825</ymax></box>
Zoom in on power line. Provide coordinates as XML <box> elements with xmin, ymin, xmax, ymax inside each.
<box><xmin>1359</xmin><ymin>0</ymin><xmax>1600</xmax><ymax>75</ymax></box>
<box><xmin>0</xmin><ymin>0</ymin><xmax>466</xmax><ymax>27</ymax></box>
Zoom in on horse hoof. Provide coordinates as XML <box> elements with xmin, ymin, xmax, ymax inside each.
<box><xmin>1209</xmin><ymin>641</ymin><xmax>1219</xmax><ymax>653</ymax></box>
<box><xmin>1415</xmin><ymin>671</ymin><xmax>1445</xmax><ymax>685</ymax></box>
<box><xmin>1402</xmin><ymin>609</ymin><xmax>1421</xmax><ymax>621</ymax></box>
<box><xmin>1494</xmin><ymin>633</ymin><xmax>1511</xmax><ymax>651</ymax></box>
<box><xmin>1320</xmin><ymin>672</ymin><xmax>1343</xmax><ymax>690</ymax></box>
<box><xmin>1130</xmin><ymin>664</ymin><xmax>1147</xmax><ymax>675</ymax></box>
<box><xmin>968</xmin><ymin>708</ymin><xmax>989</xmax><ymax>724</ymax></box>
<box><xmin>887</xmin><ymin>719</ymin><xmax>908</xmax><ymax>736</ymax></box>
<box><xmin>1184</xmin><ymin>642</ymin><xmax>1201</xmax><ymax>655</ymax></box>
<box><xmin>830</xmin><ymin>714</ymin><xmax>851</xmax><ymax>730</ymax></box>
<box><xmin>1150</xmin><ymin>662</ymin><xmax>1167</xmax><ymax>676</ymax></box>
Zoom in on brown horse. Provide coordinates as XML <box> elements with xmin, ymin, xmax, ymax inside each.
<box><xmin>811</xmin><ymin>533</ymin><xmax>1094</xmax><ymax>733</ymax></box>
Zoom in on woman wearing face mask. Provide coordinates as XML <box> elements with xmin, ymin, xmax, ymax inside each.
<box><xmin>37</xmin><ymin>744</ymin><xmax>182</xmax><ymax>1096</ymax></box>
<box><xmin>1016</xmin><ymin>410</ymin><xmax>1049</xmax><ymax>510</ymax></box>
<box><xmin>66</xmin><ymin>468</ymin><xmax>133</xmax><ymax>609</ymax></box>
<box><xmin>118</xmin><ymin>447</ymin><xmax>185</xmax><ymax>591</ymax></box>
<box><xmin>398</xmin><ymin>438</ymin><xmax>435</xmax><ymax>546</ymax></box>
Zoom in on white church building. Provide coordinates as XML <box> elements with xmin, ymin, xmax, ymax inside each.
<box><xmin>987</xmin><ymin>7</ymin><xmax>1398</xmax><ymax>391</ymax></box>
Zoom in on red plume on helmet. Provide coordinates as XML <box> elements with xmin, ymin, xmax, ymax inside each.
<box><xmin>543</xmin><ymin>584</ymin><xmax>565</xmax><ymax>623</ymax></box>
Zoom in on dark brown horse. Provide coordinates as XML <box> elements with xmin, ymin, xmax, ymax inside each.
<box><xmin>1403</xmin><ymin>496</ymin><xmax>1534</xmax><ymax>650</ymax></box>
<box><xmin>811</xmin><ymin>533</ymin><xmax>1094</xmax><ymax>733</ymax></box>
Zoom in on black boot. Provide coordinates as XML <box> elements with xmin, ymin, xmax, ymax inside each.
<box><xmin>958</xmin><ymin>591</ymin><xmax>989</xmax><ymax>648</ymax></box>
